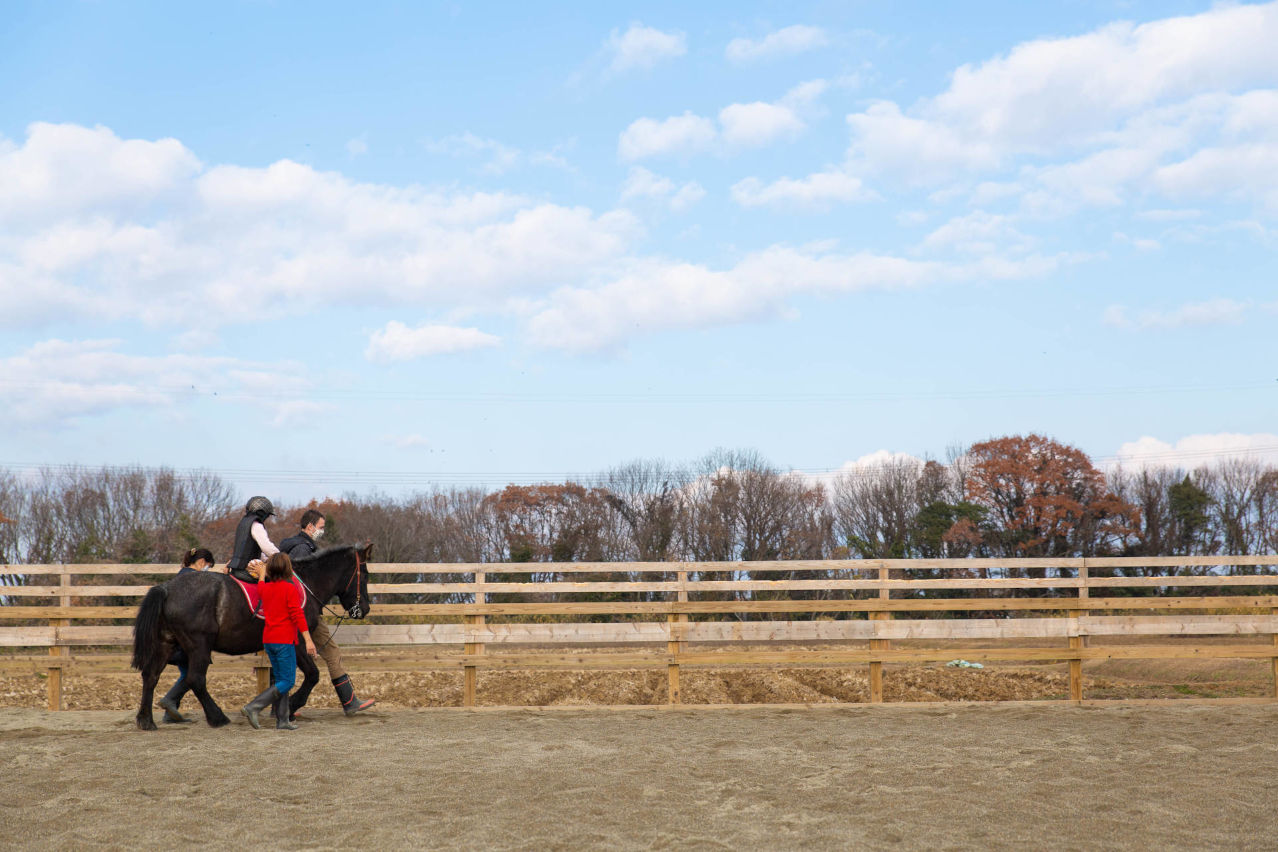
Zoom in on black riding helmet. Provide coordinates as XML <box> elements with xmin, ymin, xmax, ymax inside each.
<box><xmin>245</xmin><ymin>495</ymin><xmax>276</xmax><ymax>521</ymax></box>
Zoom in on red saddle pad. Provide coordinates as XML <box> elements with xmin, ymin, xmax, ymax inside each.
<box><xmin>231</xmin><ymin>575</ymin><xmax>308</xmax><ymax>621</ymax></box>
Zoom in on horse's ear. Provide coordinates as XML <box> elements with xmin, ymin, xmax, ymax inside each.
<box><xmin>360</xmin><ymin>541</ymin><xmax>374</xmax><ymax>560</ymax></box>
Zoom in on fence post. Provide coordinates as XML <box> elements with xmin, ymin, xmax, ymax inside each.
<box><xmin>47</xmin><ymin>569</ymin><xmax>70</xmax><ymax>711</ymax></box>
<box><xmin>255</xmin><ymin>651</ymin><xmax>271</xmax><ymax>692</ymax></box>
<box><xmin>667</xmin><ymin>569</ymin><xmax>687</xmax><ymax>704</ymax></box>
<box><xmin>869</xmin><ymin>565</ymin><xmax>890</xmax><ymax>703</ymax></box>
<box><xmin>1271</xmin><ymin>603</ymin><xmax>1277</xmax><ymax>701</ymax></box>
<box><xmin>464</xmin><ymin>570</ymin><xmax>485</xmax><ymax>707</ymax></box>
<box><xmin>1069</xmin><ymin>561</ymin><xmax>1089</xmax><ymax>703</ymax></box>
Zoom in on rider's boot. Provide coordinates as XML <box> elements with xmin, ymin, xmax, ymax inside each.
<box><xmin>333</xmin><ymin>674</ymin><xmax>376</xmax><ymax>716</ymax></box>
<box><xmin>158</xmin><ymin>678</ymin><xmax>192</xmax><ymax>723</ymax></box>
<box><xmin>274</xmin><ymin>690</ymin><xmax>298</xmax><ymax>730</ymax></box>
<box><xmin>241</xmin><ymin>686</ymin><xmax>279</xmax><ymax>730</ymax></box>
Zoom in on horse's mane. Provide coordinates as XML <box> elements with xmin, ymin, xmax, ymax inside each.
<box><xmin>293</xmin><ymin>543</ymin><xmax>357</xmax><ymax>565</ymax></box>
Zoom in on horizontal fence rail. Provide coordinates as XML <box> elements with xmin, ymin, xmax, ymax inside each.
<box><xmin>2</xmin><ymin>557</ymin><xmax>1277</xmax><ymax>709</ymax></box>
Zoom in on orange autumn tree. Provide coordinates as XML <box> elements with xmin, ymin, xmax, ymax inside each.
<box><xmin>964</xmin><ymin>434</ymin><xmax>1138</xmax><ymax>566</ymax></box>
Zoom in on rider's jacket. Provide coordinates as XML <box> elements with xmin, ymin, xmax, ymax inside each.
<box><xmin>228</xmin><ymin>513</ymin><xmax>264</xmax><ymax>582</ymax></box>
<box><xmin>280</xmin><ymin>532</ymin><xmax>317</xmax><ymax>561</ymax></box>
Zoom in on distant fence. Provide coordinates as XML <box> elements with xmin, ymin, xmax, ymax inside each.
<box><xmin>3</xmin><ymin>557</ymin><xmax>1277</xmax><ymax>710</ymax></box>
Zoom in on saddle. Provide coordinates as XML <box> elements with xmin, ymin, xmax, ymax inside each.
<box><xmin>231</xmin><ymin>576</ymin><xmax>308</xmax><ymax>621</ymax></box>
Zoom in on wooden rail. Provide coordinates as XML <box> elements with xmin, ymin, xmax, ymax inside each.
<box><xmin>2</xmin><ymin>557</ymin><xmax>1277</xmax><ymax>710</ymax></box>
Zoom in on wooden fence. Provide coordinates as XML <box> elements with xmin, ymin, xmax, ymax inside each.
<box><xmin>2</xmin><ymin>556</ymin><xmax>1278</xmax><ymax>710</ymax></box>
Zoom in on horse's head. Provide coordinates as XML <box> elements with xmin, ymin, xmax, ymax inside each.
<box><xmin>336</xmin><ymin>541</ymin><xmax>373</xmax><ymax>619</ymax></box>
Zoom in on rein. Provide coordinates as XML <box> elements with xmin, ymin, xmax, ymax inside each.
<box><xmin>298</xmin><ymin>547</ymin><xmax>364</xmax><ymax>652</ymax></box>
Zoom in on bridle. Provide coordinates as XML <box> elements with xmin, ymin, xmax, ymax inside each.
<box><xmin>344</xmin><ymin>548</ymin><xmax>364</xmax><ymax>615</ymax></box>
<box><xmin>300</xmin><ymin>547</ymin><xmax>366</xmax><ymax>652</ymax></box>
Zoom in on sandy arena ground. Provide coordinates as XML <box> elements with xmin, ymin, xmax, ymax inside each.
<box><xmin>3</xmin><ymin>702</ymin><xmax>1277</xmax><ymax>850</ymax></box>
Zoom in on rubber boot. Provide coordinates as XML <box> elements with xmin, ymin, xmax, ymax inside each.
<box><xmin>158</xmin><ymin>678</ymin><xmax>192</xmax><ymax>723</ymax></box>
<box><xmin>241</xmin><ymin>686</ymin><xmax>279</xmax><ymax>730</ymax></box>
<box><xmin>275</xmin><ymin>690</ymin><xmax>298</xmax><ymax>730</ymax></box>
<box><xmin>333</xmin><ymin>674</ymin><xmax>375</xmax><ymax>715</ymax></box>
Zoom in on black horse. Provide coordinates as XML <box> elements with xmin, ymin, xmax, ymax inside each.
<box><xmin>131</xmin><ymin>543</ymin><xmax>373</xmax><ymax>731</ymax></box>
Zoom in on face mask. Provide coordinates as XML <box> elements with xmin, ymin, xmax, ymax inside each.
<box><xmin>313</xmin><ymin>527</ymin><xmax>325</xmax><ymax>540</ymax></box>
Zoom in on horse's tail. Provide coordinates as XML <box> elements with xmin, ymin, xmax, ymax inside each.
<box><xmin>131</xmin><ymin>585</ymin><xmax>168</xmax><ymax>671</ymax></box>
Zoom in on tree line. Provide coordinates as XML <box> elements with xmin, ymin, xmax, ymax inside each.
<box><xmin>2</xmin><ymin>435</ymin><xmax>1275</xmax><ymax>582</ymax></box>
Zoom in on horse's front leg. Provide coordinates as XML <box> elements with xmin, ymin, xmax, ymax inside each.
<box><xmin>289</xmin><ymin>642</ymin><xmax>321</xmax><ymax>720</ymax></box>
<box><xmin>135</xmin><ymin>641</ymin><xmax>172</xmax><ymax>731</ymax></box>
<box><xmin>184</xmin><ymin>642</ymin><xmax>230</xmax><ymax>728</ymax></box>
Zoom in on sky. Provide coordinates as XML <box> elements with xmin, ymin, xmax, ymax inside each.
<box><xmin>1</xmin><ymin>0</ymin><xmax>1276</xmax><ymax>500</ymax></box>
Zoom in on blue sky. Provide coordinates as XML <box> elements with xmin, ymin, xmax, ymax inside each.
<box><xmin>1</xmin><ymin>1</ymin><xmax>1275</xmax><ymax>499</ymax></box>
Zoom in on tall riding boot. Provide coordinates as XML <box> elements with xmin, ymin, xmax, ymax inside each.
<box><xmin>158</xmin><ymin>678</ymin><xmax>192</xmax><ymax>723</ymax></box>
<box><xmin>241</xmin><ymin>686</ymin><xmax>279</xmax><ymax>730</ymax></box>
<box><xmin>274</xmin><ymin>690</ymin><xmax>298</xmax><ymax>730</ymax></box>
<box><xmin>333</xmin><ymin>674</ymin><xmax>376</xmax><ymax>715</ymax></box>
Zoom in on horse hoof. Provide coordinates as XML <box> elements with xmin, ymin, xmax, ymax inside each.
<box><xmin>207</xmin><ymin>714</ymin><xmax>231</xmax><ymax>728</ymax></box>
<box><xmin>137</xmin><ymin>717</ymin><xmax>158</xmax><ymax>731</ymax></box>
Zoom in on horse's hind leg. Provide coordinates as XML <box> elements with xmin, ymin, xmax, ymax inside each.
<box><xmin>289</xmin><ymin>645</ymin><xmax>321</xmax><ymax>719</ymax></box>
<box><xmin>136</xmin><ymin>644</ymin><xmax>170</xmax><ymax>731</ymax></box>
<box><xmin>184</xmin><ymin>645</ymin><xmax>230</xmax><ymax>728</ymax></box>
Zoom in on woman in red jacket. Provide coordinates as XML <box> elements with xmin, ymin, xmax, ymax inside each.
<box><xmin>241</xmin><ymin>553</ymin><xmax>316</xmax><ymax>731</ymax></box>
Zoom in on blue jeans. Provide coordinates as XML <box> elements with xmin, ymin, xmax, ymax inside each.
<box><xmin>264</xmin><ymin>643</ymin><xmax>296</xmax><ymax>693</ymax></box>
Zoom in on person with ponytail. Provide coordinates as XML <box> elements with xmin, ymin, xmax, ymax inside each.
<box><xmin>156</xmin><ymin>547</ymin><xmax>220</xmax><ymax>723</ymax></box>
<box><xmin>179</xmin><ymin>547</ymin><xmax>220</xmax><ymax>575</ymax></box>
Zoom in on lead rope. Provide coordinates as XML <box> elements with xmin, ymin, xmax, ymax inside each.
<box><xmin>300</xmin><ymin>549</ymin><xmax>363</xmax><ymax>653</ymax></box>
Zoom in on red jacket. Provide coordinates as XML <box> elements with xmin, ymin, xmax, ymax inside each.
<box><xmin>260</xmin><ymin>579</ymin><xmax>307</xmax><ymax>644</ymax></box>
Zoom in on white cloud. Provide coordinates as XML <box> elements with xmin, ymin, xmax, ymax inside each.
<box><xmin>621</xmin><ymin>80</ymin><xmax>826</xmax><ymax>159</ymax></box>
<box><xmin>1112</xmin><ymin>232</ymin><xmax>1161</xmax><ymax>251</ymax></box>
<box><xmin>719</xmin><ymin>101</ymin><xmax>805</xmax><ymax>147</ymax></box>
<box><xmin>920</xmin><ymin>211</ymin><xmax>1036</xmax><ymax>255</ymax></box>
<box><xmin>618</xmin><ymin>112</ymin><xmax>716</xmax><ymax>160</ymax></box>
<box><xmin>346</xmin><ymin>136</ymin><xmax>368</xmax><ymax>157</ymax></box>
<box><xmin>606</xmin><ymin>23</ymin><xmax>686</xmax><ymax>73</ymax></box>
<box><xmin>424</xmin><ymin>132</ymin><xmax>570</xmax><ymax>175</ymax></box>
<box><xmin>1137</xmin><ymin>208</ymin><xmax>1201</xmax><ymax>222</ymax></box>
<box><xmin>932</xmin><ymin>4</ymin><xmax>1278</xmax><ymax>149</ymax></box>
<box><xmin>846</xmin><ymin>102</ymin><xmax>1001</xmax><ymax>181</ymax></box>
<box><xmin>270</xmin><ymin>400</ymin><xmax>331</xmax><ymax>428</ymax></box>
<box><xmin>365</xmin><ymin>322</ymin><xmax>501</xmax><ymax>362</ymax></box>
<box><xmin>726</xmin><ymin>25</ymin><xmax>828</xmax><ymax>63</ymax></box>
<box><xmin>1102</xmin><ymin>298</ymin><xmax>1250</xmax><ymax>330</ymax></box>
<box><xmin>425</xmin><ymin>132</ymin><xmax>520</xmax><ymax>173</ymax></box>
<box><xmin>385</xmin><ymin>433</ymin><xmax>431</xmax><ymax>449</ymax></box>
<box><xmin>0</xmin><ymin>122</ymin><xmax>638</xmax><ymax>328</ymax></box>
<box><xmin>620</xmin><ymin>167</ymin><xmax>705</xmax><ymax>211</ymax></box>
<box><xmin>0</xmin><ymin>122</ymin><xmax>200</xmax><ymax>223</ymax></box>
<box><xmin>0</xmin><ymin>338</ymin><xmax>308</xmax><ymax>426</ymax></box>
<box><xmin>522</xmin><ymin>246</ymin><xmax>1069</xmax><ymax>351</ymax></box>
<box><xmin>1154</xmin><ymin>143</ymin><xmax>1278</xmax><ymax>208</ymax></box>
<box><xmin>669</xmin><ymin>182</ymin><xmax>707</xmax><ymax>211</ymax></box>
<box><xmin>1114</xmin><ymin>433</ymin><xmax>1278</xmax><ymax>469</ymax></box>
<box><xmin>842</xmin><ymin>3</ymin><xmax>1278</xmax><ymax>199</ymax></box>
<box><xmin>731</xmin><ymin>169</ymin><xmax>875</xmax><ymax>208</ymax></box>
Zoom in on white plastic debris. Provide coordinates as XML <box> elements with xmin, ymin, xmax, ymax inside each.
<box><xmin>945</xmin><ymin>659</ymin><xmax>984</xmax><ymax>669</ymax></box>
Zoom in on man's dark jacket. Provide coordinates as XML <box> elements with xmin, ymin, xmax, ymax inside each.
<box><xmin>281</xmin><ymin>531</ymin><xmax>317</xmax><ymax>561</ymax></box>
